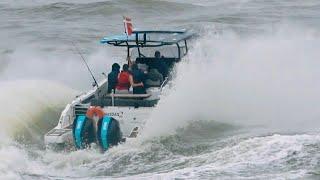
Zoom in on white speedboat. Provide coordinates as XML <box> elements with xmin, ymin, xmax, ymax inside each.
<box><xmin>44</xmin><ymin>29</ymin><xmax>195</xmax><ymax>151</ymax></box>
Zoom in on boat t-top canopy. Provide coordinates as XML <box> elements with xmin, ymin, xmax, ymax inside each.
<box><xmin>100</xmin><ymin>30</ymin><xmax>195</xmax><ymax>59</ymax></box>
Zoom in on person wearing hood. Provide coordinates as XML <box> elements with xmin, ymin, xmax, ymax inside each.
<box><xmin>107</xmin><ymin>63</ymin><xmax>120</xmax><ymax>93</ymax></box>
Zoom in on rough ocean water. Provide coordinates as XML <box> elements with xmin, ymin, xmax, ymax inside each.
<box><xmin>1</xmin><ymin>0</ymin><xmax>320</xmax><ymax>179</ymax></box>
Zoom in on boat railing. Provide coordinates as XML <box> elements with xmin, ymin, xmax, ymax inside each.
<box><xmin>160</xmin><ymin>77</ymin><xmax>169</xmax><ymax>91</ymax></box>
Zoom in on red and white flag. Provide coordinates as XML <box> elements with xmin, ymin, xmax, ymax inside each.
<box><xmin>123</xmin><ymin>16</ymin><xmax>133</xmax><ymax>36</ymax></box>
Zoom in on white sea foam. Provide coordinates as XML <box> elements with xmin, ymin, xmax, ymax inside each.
<box><xmin>125</xmin><ymin>134</ymin><xmax>320</xmax><ymax>179</ymax></box>
<box><xmin>0</xmin><ymin>0</ymin><xmax>320</xmax><ymax>178</ymax></box>
<box><xmin>143</xmin><ymin>25</ymin><xmax>320</xmax><ymax>138</ymax></box>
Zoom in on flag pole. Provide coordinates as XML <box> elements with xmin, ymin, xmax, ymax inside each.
<box><xmin>123</xmin><ymin>16</ymin><xmax>130</xmax><ymax>65</ymax></box>
<box><xmin>123</xmin><ymin>16</ymin><xmax>128</xmax><ymax>38</ymax></box>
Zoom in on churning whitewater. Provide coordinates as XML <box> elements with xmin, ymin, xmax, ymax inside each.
<box><xmin>1</xmin><ymin>0</ymin><xmax>320</xmax><ymax>179</ymax></box>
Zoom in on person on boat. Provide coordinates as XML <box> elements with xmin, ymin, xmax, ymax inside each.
<box><xmin>136</xmin><ymin>57</ymin><xmax>149</xmax><ymax>73</ymax></box>
<box><xmin>145</xmin><ymin>67</ymin><xmax>163</xmax><ymax>87</ymax></box>
<box><xmin>151</xmin><ymin>51</ymin><xmax>169</xmax><ymax>78</ymax></box>
<box><xmin>115</xmin><ymin>64</ymin><xmax>143</xmax><ymax>94</ymax></box>
<box><xmin>107</xmin><ymin>63</ymin><xmax>120</xmax><ymax>93</ymax></box>
<box><xmin>131</xmin><ymin>64</ymin><xmax>146</xmax><ymax>94</ymax></box>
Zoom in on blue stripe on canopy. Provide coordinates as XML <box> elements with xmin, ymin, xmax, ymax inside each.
<box><xmin>100</xmin><ymin>34</ymin><xmax>135</xmax><ymax>44</ymax></box>
<box><xmin>100</xmin><ymin>30</ymin><xmax>195</xmax><ymax>46</ymax></box>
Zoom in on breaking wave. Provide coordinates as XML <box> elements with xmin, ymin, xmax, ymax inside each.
<box><xmin>1</xmin><ymin>0</ymin><xmax>320</xmax><ymax>179</ymax></box>
<box><xmin>143</xmin><ymin>25</ymin><xmax>320</xmax><ymax>138</ymax></box>
<box><xmin>0</xmin><ymin>27</ymin><xmax>319</xmax><ymax>179</ymax></box>
<box><xmin>0</xmin><ymin>80</ymin><xmax>76</xmax><ymax>144</ymax></box>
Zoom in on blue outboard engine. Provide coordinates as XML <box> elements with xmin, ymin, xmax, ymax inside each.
<box><xmin>72</xmin><ymin>115</ymin><xmax>96</xmax><ymax>149</ymax></box>
<box><xmin>97</xmin><ymin>116</ymin><xmax>122</xmax><ymax>151</ymax></box>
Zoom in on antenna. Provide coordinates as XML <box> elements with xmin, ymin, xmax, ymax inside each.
<box><xmin>71</xmin><ymin>42</ymin><xmax>99</xmax><ymax>88</ymax></box>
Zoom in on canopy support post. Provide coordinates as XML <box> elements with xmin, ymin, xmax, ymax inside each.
<box><xmin>185</xmin><ymin>40</ymin><xmax>188</xmax><ymax>54</ymax></box>
<box><xmin>176</xmin><ymin>43</ymin><xmax>181</xmax><ymax>59</ymax></box>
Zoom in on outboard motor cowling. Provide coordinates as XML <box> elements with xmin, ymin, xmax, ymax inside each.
<box><xmin>97</xmin><ymin>116</ymin><xmax>122</xmax><ymax>151</ymax></box>
<box><xmin>72</xmin><ymin>115</ymin><xmax>95</xmax><ymax>149</ymax></box>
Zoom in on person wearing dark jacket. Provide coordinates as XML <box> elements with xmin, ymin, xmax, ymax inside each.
<box><xmin>145</xmin><ymin>68</ymin><xmax>163</xmax><ymax>87</ymax></box>
<box><xmin>131</xmin><ymin>64</ymin><xmax>146</xmax><ymax>94</ymax></box>
<box><xmin>107</xmin><ymin>63</ymin><xmax>120</xmax><ymax>93</ymax></box>
<box><xmin>151</xmin><ymin>51</ymin><xmax>169</xmax><ymax>78</ymax></box>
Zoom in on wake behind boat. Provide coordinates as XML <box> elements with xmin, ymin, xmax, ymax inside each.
<box><xmin>44</xmin><ymin>21</ymin><xmax>195</xmax><ymax>151</ymax></box>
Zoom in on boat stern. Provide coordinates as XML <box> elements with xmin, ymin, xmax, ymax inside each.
<box><xmin>44</xmin><ymin>128</ymin><xmax>73</xmax><ymax>148</ymax></box>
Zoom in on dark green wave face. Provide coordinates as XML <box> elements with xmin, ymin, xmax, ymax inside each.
<box><xmin>13</xmin><ymin>106</ymin><xmax>64</xmax><ymax>147</ymax></box>
<box><xmin>1</xmin><ymin>0</ymin><xmax>320</xmax><ymax>179</ymax></box>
